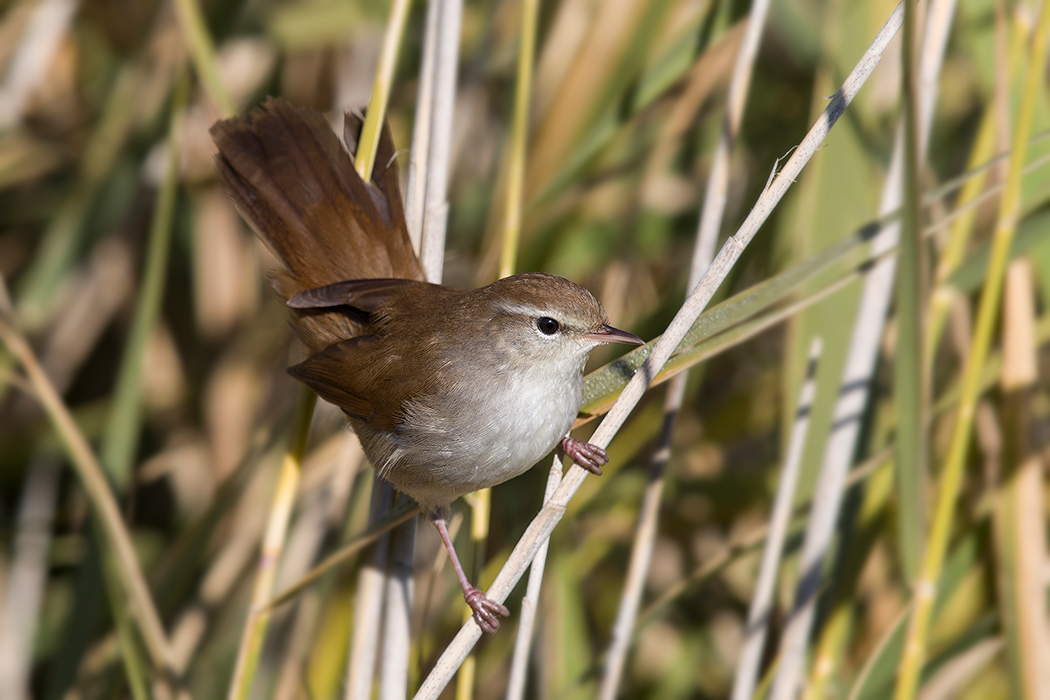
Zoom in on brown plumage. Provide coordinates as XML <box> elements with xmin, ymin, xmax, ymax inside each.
<box><xmin>211</xmin><ymin>98</ymin><xmax>643</xmax><ymax>633</ymax></box>
<box><xmin>211</xmin><ymin>97</ymin><xmax>423</xmax><ymax>354</ymax></box>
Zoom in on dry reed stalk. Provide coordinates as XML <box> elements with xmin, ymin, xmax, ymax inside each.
<box><xmin>0</xmin><ymin>458</ymin><xmax>61</xmax><ymax>697</ymax></box>
<box><xmin>505</xmin><ymin>456</ymin><xmax>562</xmax><ymax>700</ymax></box>
<box><xmin>380</xmin><ymin>496</ymin><xmax>416</xmax><ymax>700</ymax></box>
<box><xmin>692</xmin><ymin>0</ymin><xmax>773</xmax><ymax>270</ymax></box>
<box><xmin>345</xmin><ymin>479</ymin><xmax>393</xmax><ymax>700</ymax></box>
<box><xmin>0</xmin><ymin>0</ymin><xmax>78</xmax><ymax>128</ymax></box>
<box><xmin>801</xmin><ymin>464</ymin><xmax>895</xmax><ymax>700</ymax></box>
<box><xmin>768</xmin><ymin>0</ymin><xmax>954</xmax><ymax>694</ymax></box>
<box><xmin>404</xmin><ymin>0</ymin><xmax>440</xmax><ymax>253</ymax></box>
<box><xmin>413</xmin><ymin>6</ymin><xmax>905</xmax><ymax>696</ymax></box>
<box><xmin>376</xmin><ymin>2</ymin><xmax>461</xmax><ymax>697</ymax></box>
<box><xmin>454</xmin><ymin>510</ymin><xmax>482</xmax><ymax>700</ymax></box>
<box><xmin>599</xmin><ymin>1</ymin><xmax>772</xmax><ymax>695</ymax></box>
<box><xmin>336</xmin><ymin>3</ymin><xmax>417</xmax><ymax>696</ymax></box>
<box><xmin>418</xmin><ymin>0</ymin><xmax>462</xmax><ymax>283</ymax></box>
<box><xmin>995</xmin><ymin>260</ymin><xmax>1049</xmax><ymax>697</ymax></box>
<box><xmin>596</xmin><ymin>376</ymin><xmax>684</xmax><ymax>700</ymax></box>
<box><xmin>731</xmin><ymin>338</ymin><xmax>822</xmax><ymax>700</ymax></box>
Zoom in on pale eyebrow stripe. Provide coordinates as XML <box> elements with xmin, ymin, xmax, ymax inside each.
<box><xmin>493</xmin><ymin>300</ymin><xmax>549</xmax><ymax>318</ymax></box>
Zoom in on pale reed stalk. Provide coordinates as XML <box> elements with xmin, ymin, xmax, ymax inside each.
<box><xmin>769</xmin><ymin>0</ymin><xmax>954</xmax><ymax>694</ymax></box>
<box><xmin>598</xmin><ymin>0</ymin><xmax>773</xmax><ymax>694</ymax></box>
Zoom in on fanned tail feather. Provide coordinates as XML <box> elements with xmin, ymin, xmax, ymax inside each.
<box><xmin>211</xmin><ymin>98</ymin><xmax>424</xmax><ymax>352</ymax></box>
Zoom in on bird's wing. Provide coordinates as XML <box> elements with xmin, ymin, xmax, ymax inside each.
<box><xmin>289</xmin><ymin>338</ymin><xmax>379</xmax><ymax>422</ymax></box>
<box><xmin>289</xmin><ymin>333</ymin><xmax>439</xmax><ymax>432</ymax></box>
<box><xmin>286</xmin><ymin>278</ymin><xmax>426</xmax><ymax>311</ymax></box>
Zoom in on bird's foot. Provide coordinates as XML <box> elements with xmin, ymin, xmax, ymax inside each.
<box><xmin>463</xmin><ymin>586</ymin><xmax>509</xmax><ymax>634</ymax></box>
<box><xmin>560</xmin><ymin>437</ymin><xmax>609</xmax><ymax>476</ymax></box>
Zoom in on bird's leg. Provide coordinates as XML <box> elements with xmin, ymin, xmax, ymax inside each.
<box><xmin>559</xmin><ymin>436</ymin><xmax>609</xmax><ymax>476</ymax></box>
<box><xmin>431</xmin><ymin>510</ymin><xmax>509</xmax><ymax>633</ymax></box>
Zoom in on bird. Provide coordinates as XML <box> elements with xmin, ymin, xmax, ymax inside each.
<box><xmin>211</xmin><ymin>97</ymin><xmax>643</xmax><ymax>632</ymax></box>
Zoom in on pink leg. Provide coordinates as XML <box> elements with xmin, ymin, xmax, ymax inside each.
<box><xmin>560</xmin><ymin>436</ymin><xmax>610</xmax><ymax>476</ymax></box>
<box><xmin>432</xmin><ymin>513</ymin><xmax>509</xmax><ymax>633</ymax></box>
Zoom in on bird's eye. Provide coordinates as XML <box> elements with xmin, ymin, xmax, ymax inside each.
<box><xmin>536</xmin><ymin>317</ymin><xmax>560</xmax><ymax>335</ymax></box>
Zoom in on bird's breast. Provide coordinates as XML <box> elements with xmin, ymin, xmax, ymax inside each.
<box><xmin>360</xmin><ymin>353</ymin><xmax>587</xmax><ymax>510</ymax></box>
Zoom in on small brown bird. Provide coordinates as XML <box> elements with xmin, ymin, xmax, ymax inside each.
<box><xmin>211</xmin><ymin>98</ymin><xmax>642</xmax><ymax>632</ymax></box>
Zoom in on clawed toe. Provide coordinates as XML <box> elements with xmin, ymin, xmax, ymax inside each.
<box><xmin>560</xmin><ymin>437</ymin><xmax>609</xmax><ymax>475</ymax></box>
<box><xmin>464</xmin><ymin>586</ymin><xmax>509</xmax><ymax>634</ymax></box>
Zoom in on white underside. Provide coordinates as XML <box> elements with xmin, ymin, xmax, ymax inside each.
<box><xmin>353</xmin><ymin>350</ymin><xmax>587</xmax><ymax>514</ymax></box>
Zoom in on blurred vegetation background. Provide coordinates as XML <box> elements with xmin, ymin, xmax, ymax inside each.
<box><xmin>1</xmin><ymin>0</ymin><xmax>1049</xmax><ymax>698</ymax></box>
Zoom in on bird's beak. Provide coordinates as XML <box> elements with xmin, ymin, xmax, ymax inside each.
<box><xmin>586</xmin><ymin>324</ymin><xmax>645</xmax><ymax>345</ymax></box>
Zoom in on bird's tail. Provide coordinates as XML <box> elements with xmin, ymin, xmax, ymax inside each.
<box><xmin>211</xmin><ymin>97</ymin><xmax>423</xmax><ymax>351</ymax></box>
